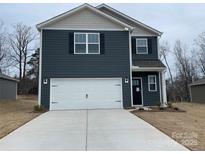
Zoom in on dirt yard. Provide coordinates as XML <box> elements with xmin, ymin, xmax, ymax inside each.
<box><xmin>0</xmin><ymin>95</ymin><xmax>43</xmax><ymax>139</ymax></box>
<box><xmin>132</xmin><ymin>102</ymin><xmax>205</xmax><ymax>151</ymax></box>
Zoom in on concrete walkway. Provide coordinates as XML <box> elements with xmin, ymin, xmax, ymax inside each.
<box><xmin>0</xmin><ymin>109</ymin><xmax>188</xmax><ymax>151</ymax></box>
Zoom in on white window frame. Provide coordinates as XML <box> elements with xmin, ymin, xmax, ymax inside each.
<box><xmin>148</xmin><ymin>75</ymin><xmax>157</xmax><ymax>92</ymax></box>
<box><xmin>74</xmin><ymin>32</ymin><xmax>100</xmax><ymax>54</ymax></box>
<box><xmin>136</xmin><ymin>38</ymin><xmax>148</xmax><ymax>54</ymax></box>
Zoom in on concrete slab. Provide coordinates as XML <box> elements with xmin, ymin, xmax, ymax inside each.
<box><xmin>87</xmin><ymin>109</ymin><xmax>188</xmax><ymax>151</ymax></box>
<box><xmin>0</xmin><ymin>110</ymin><xmax>87</xmax><ymax>151</ymax></box>
<box><xmin>0</xmin><ymin>109</ymin><xmax>188</xmax><ymax>151</ymax></box>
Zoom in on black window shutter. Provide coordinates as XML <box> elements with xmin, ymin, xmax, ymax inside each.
<box><xmin>131</xmin><ymin>38</ymin><xmax>136</xmax><ymax>54</ymax></box>
<box><xmin>69</xmin><ymin>33</ymin><xmax>74</xmax><ymax>54</ymax></box>
<box><xmin>148</xmin><ymin>38</ymin><xmax>152</xmax><ymax>54</ymax></box>
<box><xmin>100</xmin><ymin>33</ymin><xmax>105</xmax><ymax>54</ymax></box>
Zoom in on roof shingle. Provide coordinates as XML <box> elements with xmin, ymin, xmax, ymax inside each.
<box><xmin>190</xmin><ymin>77</ymin><xmax>205</xmax><ymax>86</ymax></box>
<box><xmin>132</xmin><ymin>60</ymin><xmax>166</xmax><ymax>68</ymax></box>
<box><xmin>0</xmin><ymin>74</ymin><xmax>19</xmax><ymax>82</ymax></box>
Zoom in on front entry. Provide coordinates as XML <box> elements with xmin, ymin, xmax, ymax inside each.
<box><xmin>132</xmin><ymin>78</ymin><xmax>143</xmax><ymax>106</ymax></box>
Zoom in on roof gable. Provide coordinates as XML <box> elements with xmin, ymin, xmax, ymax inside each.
<box><xmin>96</xmin><ymin>4</ymin><xmax>162</xmax><ymax>36</ymax></box>
<box><xmin>190</xmin><ymin>77</ymin><xmax>205</xmax><ymax>86</ymax></box>
<box><xmin>0</xmin><ymin>74</ymin><xmax>19</xmax><ymax>82</ymax></box>
<box><xmin>37</xmin><ymin>4</ymin><xmax>133</xmax><ymax>31</ymax></box>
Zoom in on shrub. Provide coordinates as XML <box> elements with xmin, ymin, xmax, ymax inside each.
<box><xmin>34</xmin><ymin>105</ymin><xmax>45</xmax><ymax>112</ymax></box>
<box><xmin>167</xmin><ymin>102</ymin><xmax>173</xmax><ymax>108</ymax></box>
<box><xmin>139</xmin><ymin>107</ymin><xmax>144</xmax><ymax>111</ymax></box>
<box><xmin>159</xmin><ymin>107</ymin><xmax>165</xmax><ymax>110</ymax></box>
<box><xmin>174</xmin><ymin>107</ymin><xmax>179</xmax><ymax>111</ymax></box>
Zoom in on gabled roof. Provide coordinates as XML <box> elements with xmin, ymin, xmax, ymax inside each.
<box><xmin>96</xmin><ymin>4</ymin><xmax>162</xmax><ymax>36</ymax></box>
<box><xmin>190</xmin><ymin>77</ymin><xmax>205</xmax><ymax>86</ymax></box>
<box><xmin>36</xmin><ymin>3</ymin><xmax>134</xmax><ymax>31</ymax></box>
<box><xmin>0</xmin><ymin>73</ymin><xmax>19</xmax><ymax>82</ymax></box>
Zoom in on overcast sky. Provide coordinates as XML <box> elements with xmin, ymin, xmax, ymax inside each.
<box><xmin>0</xmin><ymin>3</ymin><xmax>205</xmax><ymax>75</ymax></box>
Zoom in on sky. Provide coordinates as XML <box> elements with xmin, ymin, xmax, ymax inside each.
<box><xmin>0</xmin><ymin>3</ymin><xmax>205</xmax><ymax>76</ymax></box>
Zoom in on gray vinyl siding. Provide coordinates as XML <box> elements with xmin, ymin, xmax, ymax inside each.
<box><xmin>0</xmin><ymin>79</ymin><xmax>17</xmax><ymax>100</ymax></box>
<box><xmin>98</xmin><ymin>7</ymin><xmax>157</xmax><ymax>36</ymax></box>
<box><xmin>41</xmin><ymin>30</ymin><xmax>131</xmax><ymax>109</ymax></box>
<box><xmin>46</xmin><ymin>8</ymin><xmax>124</xmax><ymax>30</ymax></box>
<box><xmin>132</xmin><ymin>36</ymin><xmax>158</xmax><ymax>60</ymax></box>
<box><xmin>132</xmin><ymin>72</ymin><xmax>160</xmax><ymax>106</ymax></box>
<box><xmin>190</xmin><ymin>84</ymin><xmax>205</xmax><ymax>103</ymax></box>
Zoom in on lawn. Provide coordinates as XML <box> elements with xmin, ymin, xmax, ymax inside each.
<box><xmin>132</xmin><ymin>102</ymin><xmax>205</xmax><ymax>151</ymax></box>
<box><xmin>0</xmin><ymin>95</ymin><xmax>43</xmax><ymax>139</ymax></box>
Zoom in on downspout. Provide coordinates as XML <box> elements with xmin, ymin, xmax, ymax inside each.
<box><xmin>38</xmin><ymin>29</ymin><xmax>42</xmax><ymax>106</ymax></box>
<box><xmin>128</xmin><ymin>27</ymin><xmax>134</xmax><ymax>107</ymax></box>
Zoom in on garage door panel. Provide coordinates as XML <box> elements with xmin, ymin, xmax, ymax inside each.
<box><xmin>50</xmin><ymin>78</ymin><xmax>123</xmax><ymax>110</ymax></box>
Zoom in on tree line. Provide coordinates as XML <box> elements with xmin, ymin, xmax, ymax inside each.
<box><xmin>0</xmin><ymin>20</ymin><xmax>39</xmax><ymax>94</ymax></box>
<box><xmin>160</xmin><ymin>33</ymin><xmax>205</xmax><ymax>102</ymax></box>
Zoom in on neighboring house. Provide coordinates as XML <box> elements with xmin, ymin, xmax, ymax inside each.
<box><xmin>36</xmin><ymin>3</ymin><xmax>167</xmax><ymax>110</ymax></box>
<box><xmin>189</xmin><ymin>77</ymin><xmax>205</xmax><ymax>103</ymax></box>
<box><xmin>0</xmin><ymin>73</ymin><xmax>18</xmax><ymax>100</ymax></box>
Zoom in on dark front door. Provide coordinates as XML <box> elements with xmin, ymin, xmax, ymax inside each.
<box><xmin>132</xmin><ymin>78</ymin><xmax>142</xmax><ymax>105</ymax></box>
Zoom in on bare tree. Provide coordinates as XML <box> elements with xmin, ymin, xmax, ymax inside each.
<box><xmin>173</xmin><ymin>40</ymin><xmax>198</xmax><ymax>101</ymax></box>
<box><xmin>160</xmin><ymin>41</ymin><xmax>175</xmax><ymax>101</ymax></box>
<box><xmin>160</xmin><ymin>41</ymin><xmax>174</xmax><ymax>85</ymax></box>
<box><xmin>0</xmin><ymin>20</ymin><xmax>9</xmax><ymax>73</ymax></box>
<box><xmin>194</xmin><ymin>32</ymin><xmax>205</xmax><ymax>75</ymax></box>
<box><xmin>9</xmin><ymin>23</ymin><xmax>36</xmax><ymax>79</ymax></box>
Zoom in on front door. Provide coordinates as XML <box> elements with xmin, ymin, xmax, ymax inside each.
<box><xmin>132</xmin><ymin>78</ymin><xmax>142</xmax><ymax>105</ymax></box>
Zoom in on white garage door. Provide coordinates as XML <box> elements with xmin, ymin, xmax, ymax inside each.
<box><xmin>50</xmin><ymin>78</ymin><xmax>123</xmax><ymax>110</ymax></box>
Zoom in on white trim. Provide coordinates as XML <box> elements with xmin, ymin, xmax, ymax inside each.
<box><xmin>120</xmin><ymin>78</ymin><xmax>123</xmax><ymax>109</ymax></box>
<box><xmin>96</xmin><ymin>4</ymin><xmax>162</xmax><ymax>36</ymax></box>
<box><xmin>74</xmin><ymin>32</ymin><xmax>100</xmax><ymax>54</ymax></box>
<box><xmin>132</xmin><ymin>66</ymin><xmax>166</xmax><ymax>72</ymax></box>
<box><xmin>38</xmin><ymin>30</ymin><xmax>42</xmax><ymax>106</ymax></box>
<box><xmin>136</xmin><ymin>38</ymin><xmax>148</xmax><ymax>55</ymax></box>
<box><xmin>159</xmin><ymin>72</ymin><xmax>162</xmax><ymax>104</ymax></box>
<box><xmin>161</xmin><ymin>70</ymin><xmax>167</xmax><ymax>106</ymax></box>
<box><xmin>129</xmin><ymin>31</ymin><xmax>133</xmax><ymax>107</ymax></box>
<box><xmin>131</xmin><ymin>34</ymin><xmax>157</xmax><ymax>37</ymax></box>
<box><xmin>148</xmin><ymin>75</ymin><xmax>157</xmax><ymax>92</ymax></box>
<box><xmin>40</xmin><ymin>28</ymin><xmax>126</xmax><ymax>31</ymax></box>
<box><xmin>36</xmin><ymin>4</ymin><xmax>133</xmax><ymax>31</ymax></box>
<box><xmin>157</xmin><ymin>36</ymin><xmax>160</xmax><ymax>59</ymax></box>
<box><xmin>132</xmin><ymin>77</ymin><xmax>144</xmax><ymax>106</ymax></box>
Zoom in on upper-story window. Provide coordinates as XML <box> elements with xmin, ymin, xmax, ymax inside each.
<box><xmin>136</xmin><ymin>38</ymin><xmax>148</xmax><ymax>54</ymax></box>
<box><xmin>148</xmin><ymin>75</ymin><xmax>157</xmax><ymax>92</ymax></box>
<box><xmin>74</xmin><ymin>33</ymin><xmax>100</xmax><ymax>54</ymax></box>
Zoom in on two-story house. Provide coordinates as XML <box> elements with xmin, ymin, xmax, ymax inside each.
<box><xmin>36</xmin><ymin>3</ymin><xmax>167</xmax><ymax>110</ymax></box>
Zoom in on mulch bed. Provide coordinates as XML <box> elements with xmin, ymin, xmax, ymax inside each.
<box><xmin>130</xmin><ymin>106</ymin><xmax>186</xmax><ymax>113</ymax></box>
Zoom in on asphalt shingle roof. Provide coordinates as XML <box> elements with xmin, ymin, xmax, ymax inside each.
<box><xmin>190</xmin><ymin>77</ymin><xmax>205</xmax><ymax>86</ymax></box>
<box><xmin>132</xmin><ymin>60</ymin><xmax>166</xmax><ymax>68</ymax></box>
<box><xmin>0</xmin><ymin>74</ymin><xmax>19</xmax><ymax>82</ymax></box>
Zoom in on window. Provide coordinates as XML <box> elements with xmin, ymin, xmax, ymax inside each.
<box><xmin>148</xmin><ymin>75</ymin><xmax>157</xmax><ymax>91</ymax></box>
<box><xmin>136</xmin><ymin>38</ymin><xmax>148</xmax><ymax>54</ymax></box>
<box><xmin>74</xmin><ymin>33</ymin><xmax>100</xmax><ymax>54</ymax></box>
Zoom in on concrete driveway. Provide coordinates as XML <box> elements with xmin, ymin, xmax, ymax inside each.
<box><xmin>0</xmin><ymin>109</ymin><xmax>188</xmax><ymax>151</ymax></box>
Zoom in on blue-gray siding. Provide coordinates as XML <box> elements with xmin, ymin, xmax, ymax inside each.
<box><xmin>132</xmin><ymin>36</ymin><xmax>158</xmax><ymax>60</ymax></box>
<box><xmin>0</xmin><ymin>79</ymin><xmax>17</xmax><ymax>100</ymax></box>
<box><xmin>132</xmin><ymin>72</ymin><xmax>160</xmax><ymax>106</ymax></box>
<box><xmin>41</xmin><ymin>30</ymin><xmax>131</xmax><ymax>109</ymax></box>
